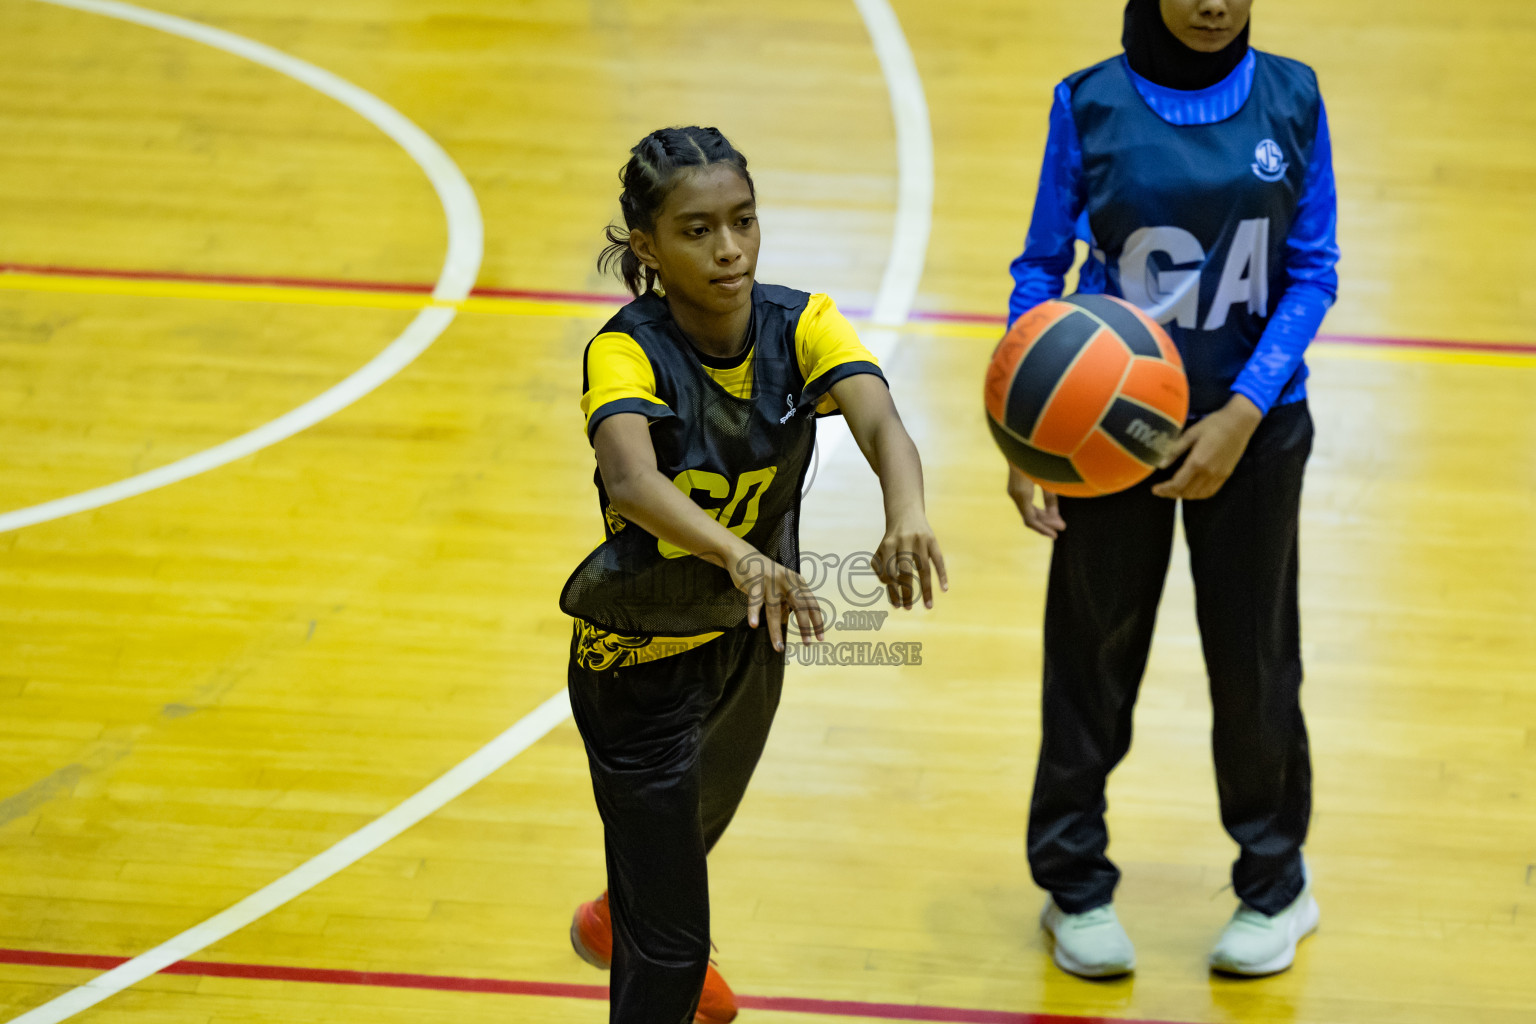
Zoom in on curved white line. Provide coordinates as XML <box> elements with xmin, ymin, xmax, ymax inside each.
<box><xmin>5</xmin><ymin>2</ymin><xmax>931</xmax><ymax>1021</ymax></box>
<box><xmin>852</xmin><ymin>0</ymin><xmax>933</xmax><ymax>328</ymax></box>
<box><xmin>0</xmin><ymin>0</ymin><xmax>483</xmax><ymax>535</ymax></box>
<box><xmin>807</xmin><ymin>0</ymin><xmax>933</xmax><ymax>474</ymax></box>
<box><xmin>5</xmin><ymin>693</ymin><xmax>572</xmax><ymax>1024</ymax></box>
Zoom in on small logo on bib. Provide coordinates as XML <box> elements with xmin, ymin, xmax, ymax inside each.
<box><xmin>779</xmin><ymin>392</ymin><xmax>799</xmax><ymax>424</ymax></box>
<box><xmin>1251</xmin><ymin>139</ymin><xmax>1288</xmax><ymax>182</ymax></box>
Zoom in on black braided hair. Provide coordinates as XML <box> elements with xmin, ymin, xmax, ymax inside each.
<box><xmin>598</xmin><ymin>127</ymin><xmax>755</xmax><ymax>298</ymax></box>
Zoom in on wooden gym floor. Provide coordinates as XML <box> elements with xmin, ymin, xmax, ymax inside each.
<box><xmin>0</xmin><ymin>0</ymin><xmax>1532</xmax><ymax>1022</ymax></box>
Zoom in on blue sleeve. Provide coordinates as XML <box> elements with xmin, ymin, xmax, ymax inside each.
<box><xmin>1008</xmin><ymin>82</ymin><xmax>1086</xmax><ymax>328</ymax></box>
<box><xmin>1231</xmin><ymin>100</ymin><xmax>1340</xmax><ymax>414</ymax></box>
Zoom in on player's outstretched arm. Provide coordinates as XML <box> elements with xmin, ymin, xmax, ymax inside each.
<box><xmin>594</xmin><ymin>412</ymin><xmax>823</xmax><ymax>649</ymax></box>
<box><xmin>829</xmin><ymin>374</ymin><xmax>948</xmax><ymax>610</ymax></box>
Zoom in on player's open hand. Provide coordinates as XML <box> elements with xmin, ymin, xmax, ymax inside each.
<box><xmin>874</xmin><ymin>514</ymin><xmax>948</xmax><ymax>611</ymax></box>
<box><xmin>1007</xmin><ymin>464</ymin><xmax>1065</xmax><ymax>539</ymax></box>
<box><xmin>1152</xmin><ymin>394</ymin><xmax>1263</xmax><ymax>501</ymax></box>
<box><xmin>731</xmin><ymin>551</ymin><xmax>824</xmax><ymax>651</ymax></box>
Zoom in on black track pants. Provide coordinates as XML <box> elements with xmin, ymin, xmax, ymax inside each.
<box><xmin>569</xmin><ymin>620</ymin><xmax>782</xmax><ymax>1024</ymax></box>
<box><xmin>1027</xmin><ymin>401</ymin><xmax>1313</xmax><ymax>916</ymax></box>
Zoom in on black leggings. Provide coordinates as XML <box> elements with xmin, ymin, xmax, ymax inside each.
<box><xmin>569</xmin><ymin>620</ymin><xmax>782</xmax><ymax>1024</ymax></box>
<box><xmin>1028</xmin><ymin>400</ymin><xmax>1314</xmax><ymax>916</ymax></box>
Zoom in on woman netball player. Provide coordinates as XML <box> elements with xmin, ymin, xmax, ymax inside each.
<box><xmin>1005</xmin><ymin>0</ymin><xmax>1339</xmax><ymax>978</ymax></box>
<box><xmin>561</xmin><ymin>126</ymin><xmax>946</xmax><ymax>1022</ymax></box>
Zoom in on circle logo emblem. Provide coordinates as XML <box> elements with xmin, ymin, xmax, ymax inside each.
<box><xmin>1252</xmin><ymin>139</ymin><xmax>1288</xmax><ymax>182</ymax></box>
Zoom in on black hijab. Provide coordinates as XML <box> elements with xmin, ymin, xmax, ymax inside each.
<box><xmin>1122</xmin><ymin>0</ymin><xmax>1250</xmax><ymax>91</ymax></box>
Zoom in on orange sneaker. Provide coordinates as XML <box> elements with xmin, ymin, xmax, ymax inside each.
<box><xmin>568</xmin><ymin>891</ymin><xmax>739</xmax><ymax>1023</ymax></box>
<box><xmin>695</xmin><ymin>962</ymin><xmax>738</xmax><ymax>1024</ymax></box>
<box><xmin>569</xmin><ymin>891</ymin><xmax>614</xmax><ymax>968</ymax></box>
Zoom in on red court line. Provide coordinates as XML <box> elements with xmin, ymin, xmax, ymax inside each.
<box><xmin>4</xmin><ymin>261</ymin><xmax>1533</xmax><ymax>357</ymax></box>
<box><xmin>0</xmin><ymin>946</ymin><xmax>1182</xmax><ymax>1024</ymax></box>
<box><xmin>473</xmin><ymin>284</ymin><xmax>633</xmax><ymax>304</ymax></box>
<box><xmin>0</xmin><ymin>261</ymin><xmax>434</xmax><ymax>296</ymax></box>
<box><xmin>909</xmin><ymin>309</ymin><xmax>1004</xmax><ymax>325</ymax></box>
<box><xmin>906</xmin><ymin>308</ymin><xmax>1536</xmax><ymax>355</ymax></box>
<box><xmin>1312</xmin><ymin>332</ymin><xmax>1536</xmax><ymax>355</ymax></box>
<box><xmin>0</xmin><ymin>261</ymin><xmax>626</xmax><ymax>304</ymax></box>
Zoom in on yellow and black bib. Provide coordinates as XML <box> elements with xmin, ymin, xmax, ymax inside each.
<box><xmin>560</xmin><ymin>284</ymin><xmax>882</xmax><ymax>637</ymax></box>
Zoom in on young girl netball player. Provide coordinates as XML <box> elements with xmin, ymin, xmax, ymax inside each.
<box><xmin>1006</xmin><ymin>0</ymin><xmax>1338</xmax><ymax>978</ymax></box>
<box><xmin>561</xmin><ymin>126</ymin><xmax>946</xmax><ymax>1023</ymax></box>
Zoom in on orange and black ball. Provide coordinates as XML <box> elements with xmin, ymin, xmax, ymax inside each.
<box><xmin>985</xmin><ymin>294</ymin><xmax>1189</xmax><ymax>497</ymax></box>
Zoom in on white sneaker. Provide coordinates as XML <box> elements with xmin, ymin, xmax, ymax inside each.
<box><xmin>1209</xmin><ymin>876</ymin><xmax>1320</xmax><ymax>976</ymax></box>
<box><xmin>1040</xmin><ymin>898</ymin><xmax>1135</xmax><ymax>978</ymax></box>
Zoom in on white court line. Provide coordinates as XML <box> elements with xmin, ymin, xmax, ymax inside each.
<box><xmin>0</xmin><ymin>0</ymin><xmax>483</xmax><ymax>536</ymax></box>
<box><xmin>6</xmin><ymin>694</ymin><xmax>573</xmax><ymax>1024</ymax></box>
<box><xmin>812</xmin><ymin>0</ymin><xmax>933</xmax><ymax>468</ymax></box>
<box><xmin>5</xmin><ymin>0</ymin><xmax>932</xmax><ymax>1020</ymax></box>
<box><xmin>851</xmin><ymin>0</ymin><xmax>933</xmax><ymax>330</ymax></box>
